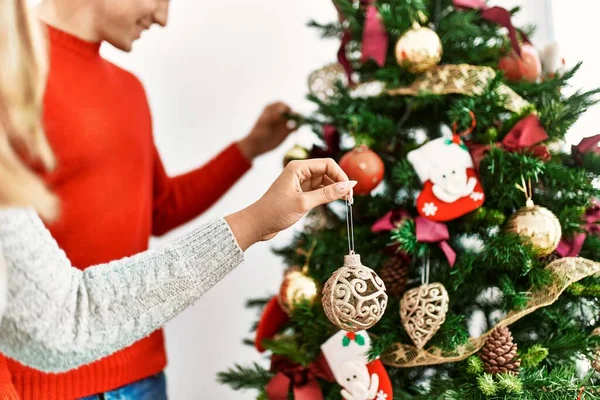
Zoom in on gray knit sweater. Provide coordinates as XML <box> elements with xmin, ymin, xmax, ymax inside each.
<box><xmin>0</xmin><ymin>208</ymin><xmax>244</xmax><ymax>373</ymax></box>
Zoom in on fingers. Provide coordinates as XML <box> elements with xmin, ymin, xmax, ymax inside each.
<box><xmin>300</xmin><ymin>180</ymin><xmax>357</xmax><ymax>211</ymax></box>
<box><xmin>288</xmin><ymin>158</ymin><xmax>350</xmax><ymax>186</ymax></box>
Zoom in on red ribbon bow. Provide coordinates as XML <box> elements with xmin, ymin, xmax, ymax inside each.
<box><xmin>266</xmin><ymin>355</ymin><xmax>334</xmax><ymax>400</ymax></box>
<box><xmin>371</xmin><ymin>209</ymin><xmax>410</xmax><ymax>233</ymax></box>
<box><xmin>557</xmin><ymin>201</ymin><xmax>600</xmax><ymax>257</ymax></box>
<box><xmin>468</xmin><ymin>114</ymin><xmax>550</xmax><ymax>170</ymax></box>
<box><xmin>415</xmin><ymin>217</ymin><xmax>457</xmax><ymax>267</ymax></box>
<box><xmin>360</xmin><ymin>0</ymin><xmax>389</xmax><ymax>67</ymax></box>
<box><xmin>453</xmin><ymin>0</ymin><xmax>528</xmax><ymax>56</ymax></box>
<box><xmin>311</xmin><ymin>125</ymin><xmax>341</xmax><ymax>159</ymax></box>
<box><xmin>335</xmin><ymin>0</ymin><xmax>388</xmax><ymax>83</ymax></box>
<box><xmin>572</xmin><ymin>134</ymin><xmax>600</xmax><ymax>164</ymax></box>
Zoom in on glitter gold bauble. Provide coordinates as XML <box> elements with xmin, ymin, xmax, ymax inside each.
<box><xmin>322</xmin><ymin>254</ymin><xmax>388</xmax><ymax>332</ymax></box>
<box><xmin>506</xmin><ymin>203</ymin><xmax>562</xmax><ymax>257</ymax></box>
<box><xmin>308</xmin><ymin>63</ymin><xmax>348</xmax><ymax>102</ymax></box>
<box><xmin>283</xmin><ymin>145</ymin><xmax>310</xmax><ymax>167</ymax></box>
<box><xmin>278</xmin><ymin>269</ymin><xmax>319</xmax><ymax>314</ymax></box>
<box><xmin>395</xmin><ymin>24</ymin><xmax>442</xmax><ymax>74</ymax></box>
<box><xmin>400</xmin><ymin>282</ymin><xmax>449</xmax><ymax>349</ymax></box>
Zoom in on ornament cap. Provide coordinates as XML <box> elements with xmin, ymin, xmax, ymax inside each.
<box><xmin>344</xmin><ymin>254</ymin><xmax>362</xmax><ymax>268</ymax></box>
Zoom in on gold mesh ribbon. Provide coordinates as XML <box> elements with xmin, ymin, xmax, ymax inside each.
<box><xmin>386</xmin><ymin>64</ymin><xmax>531</xmax><ymax>114</ymax></box>
<box><xmin>382</xmin><ymin>257</ymin><xmax>600</xmax><ymax>368</ymax></box>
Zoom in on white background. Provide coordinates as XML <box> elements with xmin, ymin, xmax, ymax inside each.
<box><xmin>33</xmin><ymin>0</ymin><xmax>596</xmax><ymax>398</ymax></box>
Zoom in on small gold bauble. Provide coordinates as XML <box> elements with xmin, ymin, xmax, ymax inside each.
<box><xmin>322</xmin><ymin>254</ymin><xmax>388</xmax><ymax>332</ymax></box>
<box><xmin>283</xmin><ymin>145</ymin><xmax>310</xmax><ymax>167</ymax></box>
<box><xmin>395</xmin><ymin>25</ymin><xmax>442</xmax><ymax>74</ymax></box>
<box><xmin>278</xmin><ymin>269</ymin><xmax>319</xmax><ymax>314</ymax></box>
<box><xmin>506</xmin><ymin>203</ymin><xmax>562</xmax><ymax>257</ymax></box>
<box><xmin>308</xmin><ymin>63</ymin><xmax>348</xmax><ymax>102</ymax></box>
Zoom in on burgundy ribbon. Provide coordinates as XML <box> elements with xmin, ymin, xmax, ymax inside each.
<box><xmin>372</xmin><ymin>209</ymin><xmax>410</xmax><ymax>233</ymax></box>
<box><xmin>415</xmin><ymin>217</ymin><xmax>457</xmax><ymax>267</ymax></box>
<box><xmin>360</xmin><ymin>0</ymin><xmax>388</xmax><ymax>66</ymax></box>
<box><xmin>468</xmin><ymin>114</ymin><xmax>550</xmax><ymax>170</ymax></box>
<box><xmin>453</xmin><ymin>0</ymin><xmax>527</xmax><ymax>56</ymax></box>
<box><xmin>557</xmin><ymin>201</ymin><xmax>600</xmax><ymax>257</ymax></box>
<box><xmin>266</xmin><ymin>355</ymin><xmax>334</xmax><ymax>400</ymax></box>
<box><xmin>311</xmin><ymin>125</ymin><xmax>341</xmax><ymax>159</ymax></box>
<box><xmin>335</xmin><ymin>0</ymin><xmax>388</xmax><ymax>83</ymax></box>
<box><xmin>572</xmin><ymin>134</ymin><xmax>600</xmax><ymax>164</ymax></box>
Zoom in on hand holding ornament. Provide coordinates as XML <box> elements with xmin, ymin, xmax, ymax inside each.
<box><xmin>225</xmin><ymin>158</ymin><xmax>357</xmax><ymax>250</ymax></box>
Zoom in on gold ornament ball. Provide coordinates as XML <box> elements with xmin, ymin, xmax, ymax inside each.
<box><xmin>308</xmin><ymin>63</ymin><xmax>348</xmax><ymax>102</ymax></box>
<box><xmin>278</xmin><ymin>269</ymin><xmax>319</xmax><ymax>314</ymax></box>
<box><xmin>395</xmin><ymin>25</ymin><xmax>442</xmax><ymax>74</ymax></box>
<box><xmin>283</xmin><ymin>145</ymin><xmax>310</xmax><ymax>167</ymax></box>
<box><xmin>506</xmin><ymin>204</ymin><xmax>562</xmax><ymax>257</ymax></box>
<box><xmin>322</xmin><ymin>254</ymin><xmax>388</xmax><ymax>332</ymax></box>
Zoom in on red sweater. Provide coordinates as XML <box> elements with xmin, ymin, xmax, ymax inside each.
<box><xmin>0</xmin><ymin>25</ymin><xmax>252</xmax><ymax>400</ymax></box>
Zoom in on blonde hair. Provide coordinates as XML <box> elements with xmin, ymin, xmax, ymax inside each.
<box><xmin>0</xmin><ymin>0</ymin><xmax>57</xmax><ymax>220</ymax></box>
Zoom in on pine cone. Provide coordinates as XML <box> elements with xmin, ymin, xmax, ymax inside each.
<box><xmin>379</xmin><ymin>256</ymin><xmax>409</xmax><ymax>298</ymax></box>
<box><xmin>479</xmin><ymin>326</ymin><xmax>521</xmax><ymax>375</ymax></box>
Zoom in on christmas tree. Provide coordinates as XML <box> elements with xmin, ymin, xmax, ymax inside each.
<box><xmin>219</xmin><ymin>1</ymin><xmax>600</xmax><ymax>398</ymax></box>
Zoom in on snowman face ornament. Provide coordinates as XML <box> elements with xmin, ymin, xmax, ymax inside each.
<box><xmin>339</xmin><ymin>361</ymin><xmax>379</xmax><ymax>400</ymax></box>
<box><xmin>407</xmin><ymin>135</ymin><xmax>485</xmax><ymax>221</ymax></box>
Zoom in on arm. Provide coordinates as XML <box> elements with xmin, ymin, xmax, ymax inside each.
<box><xmin>0</xmin><ymin>208</ymin><xmax>244</xmax><ymax>373</ymax></box>
<box><xmin>0</xmin><ymin>159</ymin><xmax>354</xmax><ymax>373</ymax></box>
<box><xmin>152</xmin><ymin>143</ymin><xmax>251</xmax><ymax>235</ymax></box>
<box><xmin>152</xmin><ymin>102</ymin><xmax>296</xmax><ymax>235</ymax></box>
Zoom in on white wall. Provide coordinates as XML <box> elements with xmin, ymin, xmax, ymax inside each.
<box><xmin>101</xmin><ymin>1</ymin><xmax>338</xmax><ymax>399</ymax></box>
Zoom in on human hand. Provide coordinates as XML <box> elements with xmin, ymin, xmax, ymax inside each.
<box><xmin>238</xmin><ymin>102</ymin><xmax>297</xmax><ymax>160</ymax></box>
<box><xmin>225</xmin><ymin>159</ymin><xmax>357</xmax><ymax>251</ymax></box>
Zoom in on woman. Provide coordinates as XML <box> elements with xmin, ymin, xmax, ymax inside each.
<box><xmin>0</xmin><ymin>0</ymin><xmax>356</xmax><ymax>374</ymax></box>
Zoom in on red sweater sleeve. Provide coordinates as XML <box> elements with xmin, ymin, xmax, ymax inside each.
<box><xmin>151</xmin><ymin>143</ymin><xmax>252</xmax><ymax>236</ymax></box>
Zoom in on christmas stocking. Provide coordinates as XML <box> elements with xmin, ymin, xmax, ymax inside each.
<box><xmin>254</xmin><ymin>296</ymin><xmax>289</xmax><ymax>352</ymax></box>
<box><xmin>321</xmin><ymin>330</ymin><xmax>393</xmax><ymax>400</ymax></box>
<box><xmin>407</xmin><ymin>134</ymin><xmax>485</xmax><ymax>221</ymax></box>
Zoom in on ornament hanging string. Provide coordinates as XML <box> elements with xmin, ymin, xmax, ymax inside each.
<box><xmin>452</xmin><ymin>110</ymin><xmax>477</xmax><ymax>139</ymax></box>
<box><xmin>421</xmin><ymin>256</ymin><xmax>431</xmax><ymax>286</ymax></box>
<box><xmin>346</xmin><ymin>188</ymin><xmax>355</xmax><ymax>255</ymax></box>
<box><xmin>515</xmin><ymin>175</ymin><xmax>534</xmax><ymax>207</ymax></box>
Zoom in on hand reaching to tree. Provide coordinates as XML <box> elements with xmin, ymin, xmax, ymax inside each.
<box><xmin>237</xmin><ymin>102</ymin><xmax>297</xmax><ymax>160</ymax></box>
<box><xmin>225</xmin><ymin>158</ymin><xmax>357</xmax><ymax>250</ymax></box>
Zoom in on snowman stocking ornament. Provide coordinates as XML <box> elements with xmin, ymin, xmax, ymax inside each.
<box><xmin>321</xmin><ymin>330</ymin><xmax>393</xmax><ymax>400</ymax></box>
<box><xmin>407</xmin><ymin>134</ymin><xmax>485</xmax><ymax>221</ymax></box>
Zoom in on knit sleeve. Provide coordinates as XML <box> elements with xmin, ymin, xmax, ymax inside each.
<box><xmin>151</xmin><ymin>143</ymin><xmax>252</xmax><ymax>236</ymax></box>
<box><xmin>0</xmin><ymin>208</ymin><xmax>244</xmax><ymax>373</ymax></box>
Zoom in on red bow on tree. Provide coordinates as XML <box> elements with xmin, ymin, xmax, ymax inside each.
<box><xmin>572</xmin><ymin>134</ymin><xmax>600</xmax><ymax>164</ymax></box>
<box><xmin>468</xmin><ymin>114</ymin><xmax>550</xmax><ymax>170</ymax></box>
<box><xmin>415</xmin><ymin>217</ymin><xmax>457</xmax><ymax>267</ymax></box>
<box><xmin>556</xmin><ymin>201</ymin><xmax>600</xmax><ymax>257</ymax></box>
<box><xmin>266</xmin><ymin>355</ymin><xmax>334</xmax><ymax>400</ymax></box>
<box><xmin>453</xmin><ymin>0</ymin><xmax>529</xmax><ymax>56</ymax></box>
<box><xmin>311</xmin><ymin>125</ymin><xmax>341</xmax><ymax>159</ymax></box>
<box><xmin>371</xmin><ymin>210</ymin><xmax>456</xmax><ymax>266</ymax></box>
<box><xmin>334</xmin><ymin>0</ymin><xmax>389</xmax><ymax>83</ymax></box>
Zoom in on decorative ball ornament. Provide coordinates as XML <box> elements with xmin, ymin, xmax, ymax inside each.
<box><xmin>322</xmin><ymin>254</ymin><xmax>388</xmax><ymax>332</ymax></box>
<box><xmin>277</xmin><ymin>268</ymin><xmax>319</xmax><ymax>314</ymax></box>
<box><xmin>283</xmin><ymin>145</ymin><xmax>310</xmax><ymax>167</ymax></box>
<box><xmin>506</xmin><ymin>200</ymin><xmax>561</xmax><ymax>257</ymax></box>
<box><xmin>498</xmin><ymin>43</ymin><xmax>542</xmax><ymax>82</ymax></box>
<box><xmin>395</xmin><ymin>24</ymin><xmax>442</xmax><ymax>74</ymax></box>
<box><xmin>339</xmin><ymin>145</ymin><xmax>385</xmax><ymax>195</ymax></box>
<box><xmin>308</xmin><ymin>63</ymin><xmax>348</xmax><ymax>102</ymax></box>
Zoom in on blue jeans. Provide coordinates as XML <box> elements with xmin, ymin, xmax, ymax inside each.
<box><xmin>79</xmin><ymin>372</ymin><xmax>167</xmax><ymax>400</ymax></box>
